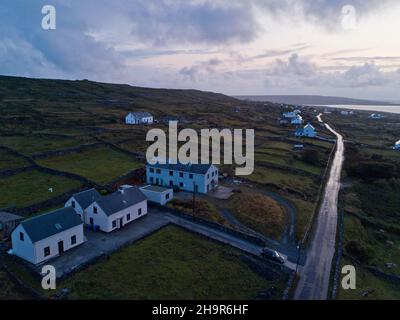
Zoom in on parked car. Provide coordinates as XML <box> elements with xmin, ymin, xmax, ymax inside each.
<box><xmin>261</xmin><ymin>248</ymin><xmax>285</xmax><ymax>264</ymax></box>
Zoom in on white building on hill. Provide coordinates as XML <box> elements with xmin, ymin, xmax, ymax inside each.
<box><xmin>295</xmin><ymin>123</ymin><xmax>317</xmax><ymax>138</ymax></box>
<box><xmin>125</xmin><ymin>111</ymin><xmax>153</xmax><ymax>125</ymax></box>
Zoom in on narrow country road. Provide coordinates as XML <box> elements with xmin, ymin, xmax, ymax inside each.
<box><xmin>294</xmin><ymin>114</ymin><xmax>345</xmax><ymax>300</ymax></box>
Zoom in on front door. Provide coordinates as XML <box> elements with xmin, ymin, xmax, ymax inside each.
<box><xmin>58</xmin><ymin>241</ymin><xmax>64</xmax><ymax>254</ymax></box>
<box><xmin>119</xmin><ymin>218</ymin><xmax>124</xmax><ymax>229</ymax></box>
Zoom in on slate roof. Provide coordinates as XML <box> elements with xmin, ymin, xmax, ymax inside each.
<box><xmin>96</xmin><ymin>186</ymin><xmax>147</xmax><ymax>216</ymax></box>
<box><xmin>304</xmin><ymin>123</ymin><xmax>315</xmax><ymax>130</ymax></box>
<box><xmin>127</xmin><ymin>111</ymin><xmax>153</xmax><ymax>118</ymax></box>
<box><xmin>20</xmin><ymin>207</ymin><xmax>82</xmax><ymax>243</ymax></box>
<box><xmin>0</xmin><ymin>211</ymin><xmax>23</xmax><ymax>223</ymax></box>
<box><xmin>71</xmin><ymin>188</ymin><xmax>101</xmax><ymax>210</ymax></box>
<box><xmin>147</xmin><ymin>162</ymin><xmax>213</xmax><ymax>175</ymax></box>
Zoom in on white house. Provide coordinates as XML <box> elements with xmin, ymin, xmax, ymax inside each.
<box><xmin>11</xmin><ymin>207</ymin><xmax>84</xmax><ymax>265</ymax></box>
<box><xmin>369</xmin><ymin>113</ymin><xmax>383</xmax><ymax>120</ymax></box>
<box><xmin>341</xmin><ymin>110</ymin><xmax>350</xmax><ymax>116</ymax></box>
<box><xmin>140</xmin><ymin>185</ymin><xmax>173</xmax><ymax>205</ymax></box>
<box><xmin>394</xmin><ymin>140</ymin><xmax>400</xmax><ymax>150</ymax></box>
<box><xmin>84</xmin><ymin>186</ymin><xmax>147</xmax><ymax>233</ymax></box>
<box><xmin>125</xmin><ymin>111</ymin><xmax>153</xmax><ymax>125</ymax></box>
<box><xmin>65</xmin><ymin>188</ymin><xmax>101</xmax><ymax>221</ymax></box>
<box><xmin>282</xmin><ymin>111</ymin><xmax>298</xmax><ymax>119</ymax></box>
<box><xmin>291</xmin><ymin>115</ymin><xmax>304</xmax><ymax>125</ymax></box>
<box><xmin>295</xmin><ymin>123</ymin><xmax>317</xmax><ymax>138</ymax></box>
<box><xmin>146</xmin><ymin>162</ymin><xmax>218</xmax><ymax>194</ymax></box>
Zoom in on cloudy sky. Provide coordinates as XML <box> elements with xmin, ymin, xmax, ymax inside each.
<box><xmin>1</xmin><ymin>0</ymin><xmax>400</xmax><ymax>101</ymax></box>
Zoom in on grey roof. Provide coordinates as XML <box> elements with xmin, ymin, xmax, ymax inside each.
<box><xmin>140</xmin><ymin>185</ymin><xmax>171</xmax><ymax>192</ymax></box>
<box><xmin>20</xmin><ymin>207</ymin><xmax>82</xmax><ymax>243</ymax></box>
<box><xmin>72</xmin><ymin>188</ymin><xmax>101</xmax><ymax>210</ymax></box>
<box><xmin>127</xmin><ymin>111</ymin><xmax>153</xmax><ymax>118</ymax></box>
<box><xmin>147</xmin><ymin>162</ymin><xmax>214</xmax><ymax>175</ymax></box>
<box><xmin>96</xmin><ymin>186</ymin><xmax>147</xmax><ymax>216</ymax></box>
<box><xmin>0</xmin><ymin>211</ymin><xmax>23</xmax><ymax>223</ymax></box>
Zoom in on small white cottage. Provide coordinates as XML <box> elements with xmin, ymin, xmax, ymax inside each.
<box><xmin>84</xmin><ymin>186</ymin><xmax>148</xmax><ymax>233</ymax></box>
<box><xmin>125</xmin><ymin>111</ymin><xmax>153</xmax><ymax>125</ymax></box>
<box><xmin>11</xmin><ymin>207</ymin><xmax>84</xmax><ymax>265</ymax></box>
<box><xmin>140</xmin><ymin>185</ymin><xmax>173</xmax><ymax>205</ymax></box>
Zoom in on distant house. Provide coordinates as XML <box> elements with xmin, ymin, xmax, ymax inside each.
<box><xmin>295</xmin><ymin>123</ymin><xmax>317</xmax><ymax>138</ymax></box>
<box><xmin>11</xmin><ymin>207</ymin><xmax>84</xmax><ymax>265</ymax></box>
<box><xmin>125</xmin><ymin>111</ymin><xmax>154</xmax><ymax>125</ymax></box>
<box><xmin>0</xmin><ymin>212</ymin><xmax>23</xmax><ymax>240</ymax></box>
<box><xmin>291</xmin><ymin>115</ymin><xmax>304</xmax><ymax>125</ymax></box>
<box><xmin>84</xmin><ymin>186</ymin><xmax>147</xmax><ymax>233</ymax></box>
<box><xmin>146</xmin><ymin>162</ymin><xmax>218</xmax><ymax>194</ymax></box>
<box><xmin>340</xmin><ymin>110</ymin><xmax>350</xmax><ymax>116</ymax></box>
<box><xmin>369</xmin><ymin>113</ymin><xmax>383</xmax><ymax>120</ymax></box>
<box><xmin>140</xmin><ymin>185</ymin><xmax>173</xmax><ymax>205</ymax></box>
<box><xmin>65</xmin><ymin>188</ymin><xmax>101</xmax><ymax>221</ymax></box>
<box><xmin>394</xmin><ymin>140</ymin><xmax>400</xmax><ymax>150</ymax></box>
<box><xmin>282</xmin><ymin>111</ymin><xmax>298</xmax><ymax>119</ymax></box>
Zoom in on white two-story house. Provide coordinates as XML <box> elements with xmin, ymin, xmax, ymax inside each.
<box><xmin>146</xmin><ymin>162</ymin><xmax>218</xmax><ymax>194</ymax></box>
<box><xmin>84</xmin><ymin>186</ymin><xmax>147</xmax><ymax>232</ymax></box>
<box><xmin>11</xmin><ymin>207</ymin><xmax>84</xmax><ymax>265</ymax></box>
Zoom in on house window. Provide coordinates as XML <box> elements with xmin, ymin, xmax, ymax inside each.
<box><xmin>71</xmin><ymin>200</ymin><xmax>76</xmax><ymax>208</ymax></box>
<box><xmin>150</xmin><ymin>168</ymin><xmax>154</xmax><ymax>173</ymax></box>
<box><xmin>169</xmin><ymin>180</ymin><xmax>173</xmax><ymax>187</ymax></box>
<box><xmin>90</xmin><ymin>218</ymin><xmax>94</xmax><ymax>225</ymax></box>
<box><xmin>150</xmin><ymin>177</ymin><xmax>154</xmax><ymax>183</ymax></box>
<box><xmin>207</xmin><ymin>174</ymin><xmax>210</xmax><ymax>179</ymax></box>
<box><xmin>112</xmin><ymin>220</ymin><xmax>117</xmax><ymax>228</ymax></box>
<box><xmin>93</xmin><ymin>206</ymin><xmax>98</xmax><ymax>214</ymax></box>
<box><xmin>156</xmin><ymin>169</ymin><xmax>161</xmax><ymax>174</ymax></box>
<box><xmin>71</xmin><ymin>235</ymin><xmax>77</xmax><ymax>245</ymax></box>
<box><xmin>179</xmin><ymin>172</ymin><xmax>184</xmax><ymax>178</ymax></box>
<box><xmin>138</xmin><ymin>208</ymin><xmax>142</xmax><ymax>216</ymax></box>
<box><xmin>179</xmin><ymin>182</ymin><xmax>184</xmax><ymax>188</ymax></box>
<box><xmin>189</xmin><ymin>174</ymin><xmax>193</xmax><ymax>179</ymax></box>
<box><xmin>212</xmin><ymin>172</ymin><xmax>214</xmax><ymax>177</ymax></box>
<box><xmin>165</xmin><ymin>193</ymin><xmax>170</xmax><ymax>200</ymax></box>
<box><xmin>127</xmin><ymin>214</ymin><xmax>131</xmax><ymax>221</ymax></box>
<box><xmin>44</xmin><ymin>246</ymin><xmax>50</xmax><ymax>257</ymax></box>
<box><xmin>19</xmin><ymin>232</ymin><xmax>24</xmax><ymax>241</ymax></box>
<box><xmin>169</xmin><ymin>171</ymin><xmax>173</xmax><ymax>176</ymax></box>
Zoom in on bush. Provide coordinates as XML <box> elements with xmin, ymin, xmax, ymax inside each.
<box><xmin>346</xmin><ymin>161</ymin><xmax>396</xmax><ymax>181</ymax></box>
<box><xmin>301</xmin><ymin>149</ymin><xmax>320</xmax><ymax>166</ymax></box>
<box><xmin>345</xmin><ymin>240</ymin><xmax>372</xmax><ymax>264</ymax></box>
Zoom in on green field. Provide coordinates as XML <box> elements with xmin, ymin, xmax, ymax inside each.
<box><xmin>337</xmin><ymin>258</ymin><xmax>400</xmax><ymax>300</ymax></box>
<box><xmin>37</xmin><ymin>146</ymin><xmax>142</xmax><ymax>184</ymax></box>
<box><xmin>0</xmin><ymin>170</ymin><xmax>82</xmax><ymax>209</ymax></box>
<box><xmin>59</xmin><ymin>226</ymin><xmax>285</xmax><ymax>299</ymax></box>
<box><xmin>0</xmin><ymin>135</ymin><xmax>91</xmax><ymax>156</ymax></box>
<box><xmin>0</xmin><ymin>149</ymin><xmax>30</xmax><ymax>171</ymax></box>
<box><xmin>0</xmin><ymin>270</ymin><xmax>32</xmax><ymax>300</ymax></box>
<box><xmin>228</xmin><ymin>191</ymin><xmax>286</xmax><ymax>241</ymax></box>
<box><xmin>247</xmin><ymin>167</ymin><xmax>318</xmax><ymax>197</ymax></box>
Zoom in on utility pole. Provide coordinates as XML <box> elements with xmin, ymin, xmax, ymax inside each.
<box><xmin>295</xmin><ymin>243</ymin><xmax>302</xmax><ymax>275</ymax></box>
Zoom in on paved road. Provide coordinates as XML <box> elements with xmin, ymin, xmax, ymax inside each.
<box><xmin>294</xmin><ymin>114</ymin><xmax>344</xmax><ymax>300</ymax></box>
